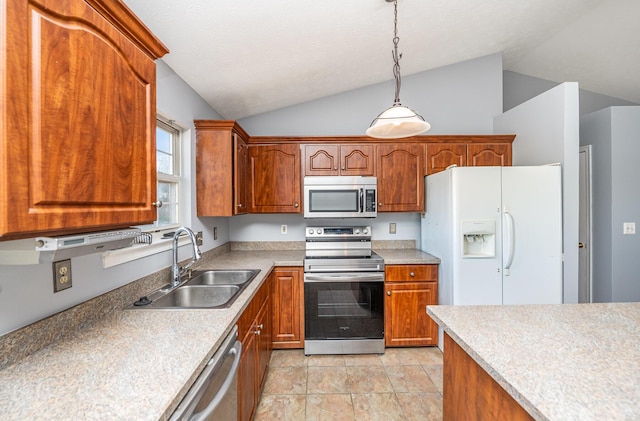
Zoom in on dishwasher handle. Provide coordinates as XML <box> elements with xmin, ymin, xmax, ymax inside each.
<box><xmin>190</xmin><ymin>340</ymin><xmax>242</xmax><ymax>421</ymax></box>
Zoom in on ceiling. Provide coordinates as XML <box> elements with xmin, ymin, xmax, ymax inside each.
<box><xmin>122</xmin><ymin>0</ymin><xmax>639</xmax><ymax>120</ymax></box>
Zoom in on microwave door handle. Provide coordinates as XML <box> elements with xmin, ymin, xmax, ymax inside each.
<box><xmin>359</xmin><ymin>188</ymin><xmax>364</xmax><ymax>213</ymax></box>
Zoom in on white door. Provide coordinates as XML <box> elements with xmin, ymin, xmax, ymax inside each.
<box><xmin>501</xmin><ymin>166</ymin><xmax>563</xmax><ymax>304</ymax></box>
<box><xmin>452</xmin><ymin>167</ymin><xmax>502</xmax><ymax>305</ymax></box>
<box><xmin>578</xmin><ymin>146</ymin><xmax>593</xmax><ymax>302</ymax></box>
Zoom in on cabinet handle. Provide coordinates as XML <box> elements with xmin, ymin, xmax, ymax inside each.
<box><xmin>294</xmin><ymin>203</ymin><xmax>299</xmax><ymax>208</ymax></box>
<box><xmin>387</xmin><ymin>291</ymin><xmax>391</xmax><ymax>296</ymax></box>
<box><xmin>410</xmin><ymin>272</ymin><xmax>415</xmax><ymax>277</ymax></box>
<box><xmin>152</xmin><ymin>201</ymin><xmax>163</xmax><ymax>208</ymax></box>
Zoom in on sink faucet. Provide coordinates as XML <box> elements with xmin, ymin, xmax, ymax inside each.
<box><xmin>171</xmin><ymin>227</ymin><xmax>202</xmax><ymax>288</ymax></box>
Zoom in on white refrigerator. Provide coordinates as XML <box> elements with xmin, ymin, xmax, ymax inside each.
<box><xmin>421</xmin><ymin>166</ymin><xmax>563</xmax><ymax>308</ymax></box>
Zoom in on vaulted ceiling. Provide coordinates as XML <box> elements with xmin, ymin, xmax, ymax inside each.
<box><xmin>123</xmin><ymin>0</ymin><xmax>639</xmax><ymax>120</ymax></box>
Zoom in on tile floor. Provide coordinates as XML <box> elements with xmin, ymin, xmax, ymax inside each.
<box><xmin>255</xmin><ymin>347</ymin><xmax>443</xmax><ymax>421</ymax></box>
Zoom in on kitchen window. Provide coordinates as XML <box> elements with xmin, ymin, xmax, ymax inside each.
<box><xmin>101</xmin><ymin>116</ymin><xmax>186</xmax><ymax>268</ymax></box>
<box><xmin>155</xmin><ymin>118</ymin><xmax>181</xmax><ymax>227</ymax></box>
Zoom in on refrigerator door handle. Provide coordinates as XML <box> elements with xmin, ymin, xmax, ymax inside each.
<box><xmin>504</xmin><ymin>211</ymin><xmax>515</xmax><ymax>276</ymax></box>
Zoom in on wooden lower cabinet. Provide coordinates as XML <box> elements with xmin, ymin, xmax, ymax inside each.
<box><xmin>384</xmin><ymin>264</ymin><xmax>439</xmax><ymax>347</ymax></box>
<box><xmin>238</xmin><ymin>275</ymin><xmax>272</xmax><ymax>421</ymax></box>
<box><xmin>271</xmin><ymin>267</ymin><xmax>304</xmax><ymax>349</ymax></box>
<box><xmin>444</xmin><ymin>333</ymin><xmax>533</xmax><ymax>420</ymax></box>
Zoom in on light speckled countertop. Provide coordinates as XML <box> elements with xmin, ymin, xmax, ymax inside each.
<box><xmin>0</xmin><ymin>247</ymin><xmax>438</xmax><ymax>420</ymax></box>
<box><xmin>428</xmin><ymin>303</ymin><xmax>640</xmax><ymax>421</ymax></box>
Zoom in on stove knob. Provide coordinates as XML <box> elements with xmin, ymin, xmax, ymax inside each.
<box><xmin>355</xmin><ymin>229</ymin><xmax>360</xmax><ymax>234</ymax></box>
<box><xmin>308</xmin><ymin>229</ymin><xmax>314</xmax><ymax>234</ymax></box>
<box><xmin>363</xmin><ymin>228</ymin><xmax>369</xmax><ymax>234</ymax></box>
<box><xmin>317</xmin><ymin>228</ymin><xmax>322</xmax><ymax>234</ymax></box>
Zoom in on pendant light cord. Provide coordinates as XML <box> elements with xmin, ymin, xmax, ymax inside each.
<box><xmin>391</xmin><ymin>0</ymin><xmax>402</xmax><ymax>105</ymax></box>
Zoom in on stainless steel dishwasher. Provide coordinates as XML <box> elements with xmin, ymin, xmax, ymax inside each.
<box><xmin>170</xmin><ymin>325</ymin><xmax>241</xmax><ymax>421</ymax></box>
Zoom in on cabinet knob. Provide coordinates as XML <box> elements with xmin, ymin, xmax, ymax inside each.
<box><xmin>578</xmin><ymin>242</ymin><xmax>585</xmax><ymax>249</ymax></box>
<box><xmin>378</xmin><ymin>203</ymin><xmax>382</xmax><ymax>207</ymax></box>
<box><xmin>410</xmin><ymin>272</ymin><xmax>415</xmax><ymax>277</ymax></box>
<box><xmin>387</xmin><ymin>291</ymin><xmax>391</xmax><ymax>296</ymax></box>
<box><xmin>257</xmin><ymin>324</ymin><xmax>264</xmax><ymax>330</ymax></box>
<box><xmin>334</xmin><ymin>167</ymin><xmax>338</xmax><ymax>170</ymax></box>
<box><xmin>255</xmin><ymin>330</ymin><xmax>261</xmax><ymax>335</ymax></box>
<box><xmin>152</xmin><ymin>201</ymin><xmax>163</xmax><ymax>208</ymax></box>
<box><xmin>294</xmin><ymin>203</ymin><xmax>299</xmax><ymax>208</ymax></box>
<box><xmin>238</xmin><ymin>203</ymin><xmax>243</xmax><ymax>208</ymax></box>
<box><xmin>342</xmin><ymin>166</ymin><xmax>345</xmax><ymax>170</ymax></box>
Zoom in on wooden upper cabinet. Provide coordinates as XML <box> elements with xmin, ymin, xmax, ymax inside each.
<box><xmin>426</xmin><ymin>144</ymin><xmax>467</xmax><ymax>175</ymax></box>
<box><xmin>195</xmin><ymin>121</ymin><xmax>249</xmax><ymax>216</ymax></box>
<box><xmin>1</xmin><ymin>0</ymin><xmax>168</xmax><ymax>240</ymax></box>
<box><xmin>376</xmin><ymin>144</ymin><xmax>425</xmax><ymax>212</ymax></box>
<box><xmin>303</xmin><ymin>144</ymin><xmax>375</xmax><ymax>176</ymax></box>
<box><xmin>468</xmin><ymin>143</ymin><xmax>512</xmax><ymax>167</ymax></box>
<box><xmin>248</xmin><ymin>144</ymin><xmax>301</xmax><ymax>213</ymax></box>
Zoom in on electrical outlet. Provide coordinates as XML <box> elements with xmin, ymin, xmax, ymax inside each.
<box><xmin>213</xmin><ymin>226</ymin><xmax>218</xmax><ymax>240</ymax></box>
<box><xmin>281</xmin><ymin>225</ymin><xmax>288</xmax><ymax>234</ymax></box>
<box><xmin>196</xmin><ymin>231</ymin><xmax>203</xmax><ymax>246</ymax></box>
<box><xmin>623</xmin><ymin>222</ymin><xmax>636</xmax><ymax>235</ymax></box>
<box><xmin>53</xmin><ymin>259</ymin><xmax>72</xmax><ymax>292</ymax></box>
<box><xmin>389</xmin><ymin>222</ymin><xmax>397</xmax><ymax>234</ymax></box>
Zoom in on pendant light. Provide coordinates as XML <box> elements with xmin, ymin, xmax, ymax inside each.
<box><xmin>366</xmin><ymin>0</ymin><xmax>430</xmax><ymax>139</ymax></box>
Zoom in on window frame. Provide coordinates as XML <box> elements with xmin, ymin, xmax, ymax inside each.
<box><xmin>101</xmin><ymin>116</ymin><xmax>187</xmax><ymax>268</ymax></box>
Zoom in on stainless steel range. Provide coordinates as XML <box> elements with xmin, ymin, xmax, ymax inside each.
<box><xmin>304</xmin><ymin>226</ymin><xmax>385</xmax><ymax>355</ymax></box>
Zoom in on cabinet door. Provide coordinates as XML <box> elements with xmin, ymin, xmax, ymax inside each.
<box><xmin>340</xmin><ymin>145</ymin><xmax>375</xmax><ymax>176</ymax></box>
<box><xmin>1</xmin><ymin>0</ymin><xmax>167</xmax><ymax>239</ymax></box>
<box><xmin>468</xmin><ymin>144</ymin><xmax>512</xmax><ymax>167</ymax></box>
<box><xmin>376</xmin><ymin>144</ymin><xmax>425</xmax><ymax>212</ymax></box>
<box><xmin>304</xmin><ymin>145</ymin><xmax>339</xmax><ymax>176</ymax></box>
<box><xmin>248</xmin><ymin>144</ymin><xmax>301</xmax><ymax>213</ymax></box>
<box><xmin>234</xmin><ymin>133</ymin><xmax>249</xmax><ymax>214</ymax></box>
<box><xmin>238</xmin><ymin>327</ymin><xmax>258</xmax><ymax>421</ymax></box>
<box><xmin>196</xmin><ymin>128</ymin><xmax>233</xmax><ymax>216</ymax></box>
<box><xmin>256</xmin><ymin>296</ymin><xmax>272</xmax><ymax>391</ymax></box>
<box><xmin>426</xmin><ymin>144</ymin><xmax>467</xmax><ymax>175</ymax></box>
<box><xmin>272</xmin><ymin>268</ymin><xmax>304</xmax><ymax>349</ymax></box>
<box><xmin>385</xmin><ymin>281</ymin><xmax>438</xmax><ymax>346</ymax></box>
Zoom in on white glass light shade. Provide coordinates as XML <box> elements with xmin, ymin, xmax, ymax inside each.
<box><xmin>366</xmin><ymin>104</ymin><xmax>431</xmax><ymax>139</ymax></box>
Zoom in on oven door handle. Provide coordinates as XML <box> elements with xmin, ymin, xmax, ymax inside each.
<box><xmin>304</xmin><ymin>273</ymin><xmax>384</xmax><ymax>283</ymax></box>
<box><xmin>359</xmin><ymin>188</ymin><xmax>364</xmax><ymax>213</ymax></box>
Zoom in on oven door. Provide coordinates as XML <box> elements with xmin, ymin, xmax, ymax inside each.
<box><xmin>304</xmin><ymin>272</ymin><xmax>384</xmax><ymax>340</ymax></box>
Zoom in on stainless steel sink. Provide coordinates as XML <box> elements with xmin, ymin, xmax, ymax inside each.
<box><xmin>185</xmin><ymin>269</ymin><xmax>260</xmax><ymax>286</ymax></box>
<box><xmin>149</xmin><ymin>285</ymin><xmax>240</xmax><ymax>308</ymax></box>
<box><xmin>129</xmin><ymin>269</ymin><xmax>260</xmax><ymax>310</ymax></box>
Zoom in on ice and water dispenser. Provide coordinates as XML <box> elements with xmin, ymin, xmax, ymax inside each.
<box><xmin>461</xmin><ymin>220</ymin><xmax>495</xmax><ymax>258</ymax></box>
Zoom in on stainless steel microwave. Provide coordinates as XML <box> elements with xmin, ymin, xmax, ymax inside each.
<box><xmin>303</xmin><ymin>176</ymin><xmax>377</xmax><ymax>218</ymax></box>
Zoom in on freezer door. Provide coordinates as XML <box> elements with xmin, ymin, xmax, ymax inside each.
<box><xmin>452</xmin><ymin>167</ymin><xmax>503</xmax><ymax>305</ymax></box>
<box><xmin>501</xmin><ymin>166</ymin><xmax>563</xmax><ymax>304</ymax></box>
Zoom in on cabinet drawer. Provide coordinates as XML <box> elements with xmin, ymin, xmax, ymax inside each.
<box><xmin>385</xmin><ymin>264</ymin><xmax>438</xmax><ymax>282</ymax></box>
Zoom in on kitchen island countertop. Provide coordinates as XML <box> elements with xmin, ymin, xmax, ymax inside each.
<box><xmin>428</xmin><ymin>303</ymin><xmax>640</xmax><ymax>420</ymax></box>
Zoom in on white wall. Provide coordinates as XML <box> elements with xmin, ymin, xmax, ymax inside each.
<box><xmin>493</xmin><ymin>83</ymin><xmax>581</xmax><ymax>303</ymax></box>
<box><xmin>0</xmin><ymin>61</ymin><xmax>223</xmax><ymax>335</ymax></box>
<box><xmin>581</xmin><ymin>106</ymin><xmax>640</xmax><ymax>302</ymax></box>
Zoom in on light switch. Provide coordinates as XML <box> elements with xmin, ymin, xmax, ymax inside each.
<box><xmin>623</xmin><ymin>222</ymin><xmax>636</xmax><ymax>235</ymax></box>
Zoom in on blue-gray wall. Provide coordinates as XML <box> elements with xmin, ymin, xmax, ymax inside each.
<box><xmin>239</xmin><ymin>53</ymin><xmax>503</xmax><ymax>136</ymax></box>
<box><xmin>580</xmin><ymin>106</ymin><xmax>640</xmax><ymax>303</ymax></box>
<box><xmin>504</xmin><ymin>70</ymin><xmax>638</xmax><ymax>115</ymax></box>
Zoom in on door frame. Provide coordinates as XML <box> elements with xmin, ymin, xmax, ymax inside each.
<box><xmin>578</xmin><ymin>145</ymin><xmax>593</xmax><ymax>302</ymax></box>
